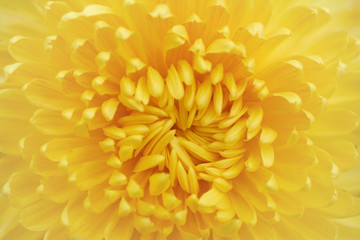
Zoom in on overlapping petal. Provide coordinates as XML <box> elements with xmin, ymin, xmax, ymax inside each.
<box><xmin>0</xmin><ymin>0</ymin><xmax>360</xmax><ymax>239</ymax></box>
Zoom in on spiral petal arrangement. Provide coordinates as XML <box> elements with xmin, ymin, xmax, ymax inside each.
<box><xmin>0</xmin><ymin>0</ymin><xmax>360</xmax><ymax>239</ymax></box>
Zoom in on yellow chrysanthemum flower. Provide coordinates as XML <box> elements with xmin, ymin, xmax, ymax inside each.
<box><xmin>1</xmin><ymin>0</ymin><xmax>360</xmax><ymax>239</ymax></box>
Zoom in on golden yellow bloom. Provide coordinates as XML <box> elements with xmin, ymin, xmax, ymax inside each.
<box><xmin>1</xmin><ymin>0</ymin><xmax>360</xmax><ymax>239</ymax></box>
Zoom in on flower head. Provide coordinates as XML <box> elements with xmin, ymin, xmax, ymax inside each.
<box><xmin>1</xmin><ymin>0</ymin><xmax>360</xmax><ymax>239</ymax></box>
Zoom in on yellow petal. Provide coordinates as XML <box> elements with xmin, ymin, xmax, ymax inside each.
<box><xmin>207</xmin><ymin>39</ymin><xmax>245</xmax><ymax>56</ymax></box>
<box><xmin>210</xmin><ymin>63</ymin><xmax>224</xmax><ymax>84</ymax></box>
<box><xmin>260</xmin><ymin>144</ymin><xmax>274</xmax><ymax>168</ymax></box>
<box><xmin>166</xmin><ymin>65</ymin><xmax>184</xmax><ymax>100</ymax></box>
<box><xmin>133</xmin><ymin>215</ymin><xmax>156</xmax><ymax>234</ymax></box>
<box><xmin>149</xmin><ymin>172</ymin><xmax>170</xmax><ymax>196</ymax></box>
<box><xmin>126</xmin><ymin>178</ymin><xmax>144</xmax><ymax>198</ymax></box>
<box><xmin>198</xmin><ymin>188</ymin><xmax>224</xmax><ymax>207</ymax></box>
<box><xmin>214</xmin><ymin>219</ymin><xmax>242</xmax><ymax>237</ymax></box>
<box><xmin>8</xmin><ymin>36</ymin><xmax>46</xmax><ymax>62</ymax></box>
<box><xmin>133</xmin><ymin>154</ymin><xmax>165</xmax><ymax>172</ymax></box>
<box><xmin>101</xmin><ymin>98</ymin><xmax>119</xmax><ymax>121</ymax></box>
<box><xmin>177</xmin><ymin>161</ymin><xmax>190</xmax><ymax>193</ymax></box>
<box><xmin>137</xmin><ymin>199</ymin><xmax>155</xmax><ymax>216</ymax></box>
<box><xmin>260</xmin><ymin>127</ymin><xmax>277</xmax><ymax>144</ymax></box>
<box><xmin>135</xmin><ymin>76</ymin><xmax>150</xmax><ymax>105</ymax></box>
<box><xmin>231</xmin><ymin>192</ymin><xmax>257</xmax><ymax>225</ymax></box>
<box><xmin>118</xmin><ymin>198</ymin><xmax>133</xmax><ymax>217</ymax></box>
<box><xmin>24</xmin><ymin>79</ymin><xmax>79</xmax><ymax>111</ymax></box>
<box><xmin>177</xmin><ymin>60</ymin><xmax>194</xmax><ymax>86</ymax></box>
<box><xmin>21</xmin><ymin>199</ymin><xmax>63</xmax><ymax>231</ymax></box>
<box><xmin>0</xmin><ymin>89</ymin><xmax>35</xmax><ymax>119</ymax></box>
<box><xmin>105</xmin><ymin>216</ymin><xmax>134</xmax><ymax>240</ymax></box>
<box><xmin>147</xmin><ymin>66</ymin><xmax>164</xmax><ymax>97</ymax></box>
<box><xmin>44</xmin><ymin>225</ymin><xmax>71</xmax><ymax>240</ymax></box>
<box><xmin>308</xmin><ymin>109</ymin><xmax>359</xmax><ymax>136</ymax></box>
<box><xmin>3</xmin><ymin>171</ymin><xmax>40</xmax><ymax>208</ymax></box>
<box><xmin>30</xmin><ymin>109</ymin><xmax>74</xmax><ymax>135</ymax></box>
<box><xmin>109</xmin><ymin>170</ymin><xmax>127</xmax><ymax>186</ymax></box>
<box><xmin>162</xmin><ymin>193</ymin><xmax>181</xmax><ymax>211</ymax></box>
